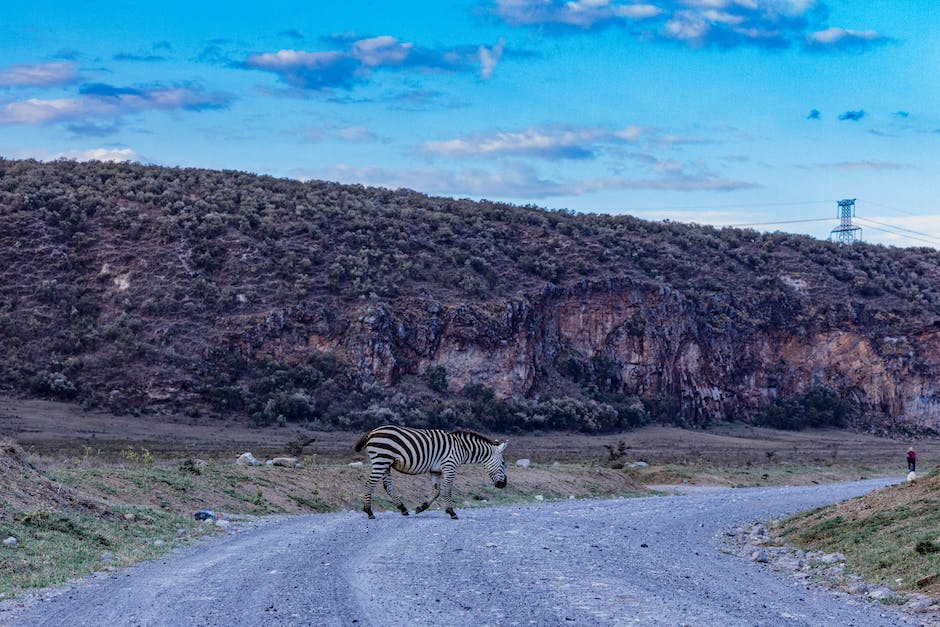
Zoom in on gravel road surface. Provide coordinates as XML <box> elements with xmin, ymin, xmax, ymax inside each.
<box><xmin>3</xmin><ymin>478</ymin><xmax>917</xmax><ymax>626</ymax></box>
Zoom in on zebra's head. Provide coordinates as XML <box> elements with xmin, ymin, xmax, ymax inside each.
<box><xmin>489</xmin><ymin>441</ymin><xmax>508</xmax><ymax>489</ymax></box>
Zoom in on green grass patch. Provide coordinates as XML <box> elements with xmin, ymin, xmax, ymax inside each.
<box><xmin>779</xmin><ymin>474</ymin><xmax>940</xmax><ymax>595</ymax></box>
<box><xmin>0</xmin><ymin>506</ymin><xmax>209</xmax><ymax>599</ymax></box>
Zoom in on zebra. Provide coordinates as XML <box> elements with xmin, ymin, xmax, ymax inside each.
<box><xmin>354</xmin><ymin>425</ymin><xmax>508</xmax><ymax>519</ymax></box>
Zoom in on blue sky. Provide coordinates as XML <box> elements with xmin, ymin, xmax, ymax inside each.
<box><xmin>2</xmin><ymin>0</ymin><xmax>938</xmax><ymax>247</ymax></box>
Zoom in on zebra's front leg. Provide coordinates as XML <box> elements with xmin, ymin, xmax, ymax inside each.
<box><xmin>382</xmin><ymin>471</ymin><xmax>410</xmax><ymax>516</ymax></box>
<box><xmin>415</xmin><ymin>471</ymin><xmax>441</xmax><ymax>514</ymax></box>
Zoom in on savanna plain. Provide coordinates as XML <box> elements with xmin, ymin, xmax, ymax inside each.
<box><xmin>1</xmin><ymin>397</ymin><xmax>938</xmax><ymax>611</ymax></box>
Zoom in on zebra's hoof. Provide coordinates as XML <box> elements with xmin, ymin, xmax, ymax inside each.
<box><xmin>364</xmin><ymin>507</ymin><xmax>375</xmax><ymax>519</ymax></box>
<box><xmin>398</xmin><ymin>505</ymin><xmax>409</xmax><ymax>516</ymax></box>
<box><xmin>446</xmin><ymin>508</ymin><xmax>459</xmax><ymax>520</ymax></box>
<box><xmin>415</xmin><ymin>503</ymin><xmax>429</xmax><ymax>514</ymax></box>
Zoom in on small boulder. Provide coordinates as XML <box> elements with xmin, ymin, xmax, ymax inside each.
<box><xmin>907</xmin><ymin>471</ymin><xmax>917</xmax><ymax>482</ymax></box>
<box><xmin>236</xmin><ymin>452</ymin><xmax>261</xmax><ymax>466</ymax></box>
<box><xmin>868</xmin><ymin>586</ymin><xmax>900</xmax><ymax>602</ymax></box>
<box><xmin>750</xmin><ymin>549</ymin><xmax>770</xmax><ymax>563</ymax></box>
<box><xmin>194</xmin><ymin>509</ymin><xmax>216</xmax><ymax>521</ymax></box>
<box><xmin>2</xmin><ymin>537</ymin><xmax>17</xmax><ymax>548</ymax></box>
<box><xmin>348</xmin><ymin>461</ymin><xmax>364</xmax><ymax>468</ymax></box>
<box><xmin>819</xmin><ymin>552</ymin><xmax>845</xmax><ymax>565</ymax></box>
<box><xmin>515</xmin><ymin>459</ymin><xmax>531</xmax><ymax>468</ymax></box>
<box><xmin>215</xmin><ymin>519</ymin><xmax>233</xmax><ymax>531</ymax></box>
<box><xmin>627</xmin><ymin>461</ymin><xmax>649</xmax><ymax>468</ymax></box>
<box><xmin>266</xmin><ymin>457</ymin><xmax>300</xmax><ymax>468</ymax></box>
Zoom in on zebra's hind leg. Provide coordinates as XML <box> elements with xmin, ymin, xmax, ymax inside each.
<box><xmin>415</xmin><ymin>471</ymin><xmax>441</xmax><ymax>514</ymax></box>
<box><xmin>382</xmin><ymin>471</ymin><xmax>409</xmax><ymax>516</ymax></box>
<box><xmin>442</xmin><ymin>465</ymin><xmax>458</xmax><ymax>519</ymax></box>
<box><xmin>362</xmin><ymin>459</ymin><xmax>390</xmax><ymax>519</ymax></box>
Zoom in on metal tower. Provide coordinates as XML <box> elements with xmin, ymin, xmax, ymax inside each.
<box><xmin>829</xmin><ymin>198</ymin><xmax>862</xmax><ymax>244</ymax></box>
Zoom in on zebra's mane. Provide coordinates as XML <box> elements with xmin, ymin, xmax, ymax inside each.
<box><xmin>450</xmin><ymin>429</ymin><xmax>500</xmax><ymax>445</ymax></box>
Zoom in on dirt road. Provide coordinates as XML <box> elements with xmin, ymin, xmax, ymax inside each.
<box><xmin>3</xmin><ymin>479</ymin><xmax>914</xmax><ymax>626</ymax></box>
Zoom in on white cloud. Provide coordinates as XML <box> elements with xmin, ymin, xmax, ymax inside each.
<box><xmin>15</xmin><ymin>146</ymin><xmax>141</xmax><ymax>163</ymax></box>
<box><xmin>0</xmin><ymin>61</ymin><xmax>80</xmax><ymax>87</ymax></box>
<box><xmin>304</xmin><ymin>125</ymin><xmax>383</xmax><ymax>143</ymax></box>
<box><xmin>809</xmin><ymin>160</ymin><xmax>911</xmax><ymax>171</ymax></box>
<box><xmin>245</xmin><ymin>49</ymin><xmax>346</xmax><ymax>71</ymax></box>
<box><xmin>293</xmin><ymin>159</ymin><xmax>757</xmax><ymax>199</ymax></box>
<box><xmin>0</xmin><ymin>86</ymin><xmax>230</xmax><ymax>126</ymax></box>
<box><xmin>807</xmin><ymin>27</ymin><xmax>881</xmax><ymax>45</ymax></box>
<box><xmin>351</xmin><ymin>36</ymin><xmax>413</xmax><ymax>67</ymax></box>
<box><xmin>494</xmin><ymin>0</ymin><xmax>888</xmax><ymax>51</ymax></box>
<box><xmin>54</xmin><ymin>147</ymin><xmax>140</xmax><ymax>162</ymax></box>
<box><xmin>478</xmin><ymin>39</ymin><xmax>505</xmax><ymax>80</ymax></box>
<box><xmin>420</xmin><ymin>123</ymin><xmax>706</xmax><ymax>160</ymax></box>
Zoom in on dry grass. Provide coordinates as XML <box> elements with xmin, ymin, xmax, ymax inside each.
<box><xmin>779</xmin><ymin>469</ymin><xmax>940</xmax><ymax>597</ymax></box>
<box><xmin>1</xmin><ymin>398</ymin><xmax>935</xmax><ymax>601</ymax></box>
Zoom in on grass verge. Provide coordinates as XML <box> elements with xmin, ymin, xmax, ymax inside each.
<box><xmin>778</xmin><ymin>468</ymin><xmax>940</xmax><ymax>598</ymax></box>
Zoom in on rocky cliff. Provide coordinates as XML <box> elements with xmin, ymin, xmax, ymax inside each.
<box><xmin>1</xmin><ymin>158</ymin><xmax>938</xmax><ymax>432</ymax></box>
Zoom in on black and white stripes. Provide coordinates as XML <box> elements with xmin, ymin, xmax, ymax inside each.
<box><xmin>355</xmin><ymin>425</ymin><xmax>508</xmax><ymax>519</ymax></box>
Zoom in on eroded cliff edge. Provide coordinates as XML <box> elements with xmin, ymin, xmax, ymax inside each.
<box><xmin>2</xmin><ymin>159</ymin><xmax>938</xmax><ymax>431</ymax></box>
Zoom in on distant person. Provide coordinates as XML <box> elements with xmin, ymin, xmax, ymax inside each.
<box><xmin>907</xmin><ymin>447</ymin><xmax>917</xmax><ymax>473</ymax></box>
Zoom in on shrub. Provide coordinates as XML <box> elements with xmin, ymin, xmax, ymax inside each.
<box><xmin>427</xmin><ymin>365</ymin><xmax>448</xmax><ymax>394</ymax></box>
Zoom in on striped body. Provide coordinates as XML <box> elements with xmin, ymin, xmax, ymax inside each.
<box><xmin>355</xmin><ymin>425</ymin><xmax>508</xmax><ymax>519</ymax></box>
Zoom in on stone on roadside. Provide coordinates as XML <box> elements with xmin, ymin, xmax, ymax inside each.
<box><xmin>194</xmin><ymin>509</ymin><xmax>216</xmax><ymax>521</ymax></box>
<box><xmin>2</xmin><ymin>536</ymin><xmax>17</xmax><ymax>548</ymax></box>
<box><xmin>867</xmin><ymin>586</ymin><xmax>900</xmax><ymax>602</ymax></box>
<box><xmin>750</xmin><ymin>549</ymin><xmax>770</xmax><ymax>563</ymax></box>
<box><xmin>904</xmin><ymin>594</ymin><xmax>938</xmax><ymax>612</ymax></box>
<box><xmin>236</xmin><ymin>452</ymin><xmax>261</xmax><ymax>466</ymax></box>
<box><xmin>100</xmin><ymin>551</ymin><xmax>117</xmax><ymax>563</ymax></box>
<box><xmin>819</xmin><ymin>552</ymin><xmax>845</xmax><ymax>565</ymax></box>
<box><xmin>627</xmin><ymin>461</ymin><xmax>649</xmax><ymax>468</ymax></box>
<box><xmin>515</xmin><ymin>458</ymin><xmax>530</xmax><ymax>467</ymax></box>
<box><xmin>266</xmin><ymin>457</ymin><xmax>300</xmax><ymax>467</ymax></box>
<box><xmin>215</xmin><ymin>519</ymin><xmax>233</xmax><ymax>531</ymax></box>
<box><xmin>348</xmin><ymin>461</ymin><xmax>363</xmax><ymax>468</ymax></box>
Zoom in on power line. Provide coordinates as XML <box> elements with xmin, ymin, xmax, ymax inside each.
<box><xmin>856</xmin><ymin>198</ymin><xmax>928</xmax><ymax>218</ymax></box>
<box><xmin>612</xmin><ymin>199</ymin><xmax>831</xmax><ymax>212</ymax></box>
<box><xmin>855</xmin><ymin>217</ymin><xmax>940</xmax><ymax>244</ymax></box>
<box><xmin>726</xmin><ymin>217</ymin><xmax>835</xmax><ymax>228</ymax></box>
<box><xmin>853</xmin><ymin>218</ymin><xmax>940</xmax><ymax>247</ymax></box>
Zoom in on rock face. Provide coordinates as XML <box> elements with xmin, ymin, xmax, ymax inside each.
<box><xmin>296</xmin><ymin>279</ymin><xmax>940</xmax><ymax>429</ymax></box>
<box><xmin>2</xmin><ymin>159</ymin><xmax>939</xmax><ymax>431</ymax></box>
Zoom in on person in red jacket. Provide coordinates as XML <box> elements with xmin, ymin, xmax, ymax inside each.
<box><xmin>906</xmin><ymin>447</ymin><xmax>917</xmax><ymax>473</ymax></box>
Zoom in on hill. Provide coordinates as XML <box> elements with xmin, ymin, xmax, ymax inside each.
<box><xmin>1</xmin><ymin>158</ymin><xmax>939</xmax><ymax>433</ymax></box>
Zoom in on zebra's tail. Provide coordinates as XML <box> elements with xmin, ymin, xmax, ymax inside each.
<box><xmin>354</xmin><ymin>430</ymin><xmax>373</xmax><ymax>452</ymax></box>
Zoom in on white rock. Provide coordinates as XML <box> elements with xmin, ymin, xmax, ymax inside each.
<box><xmin>819</xmin><ymin>552</ymin><xmax>845</xmax><ymax>564</ymax></box>
<box><xmin>348</xmin><ymin>461</ymin><xmax>364</xmax><ymax>468</ymax></box>
<box><xmin>627</xmin><ymin>461</ymin><xmax>649</xmax><ymax>468</ymax></box>
<box><xmin>267</xmin><ymin>457</ymin><xmax>300</xmax><ymax>467</ymax></box>
<box><xmin>534</xmin><ymin>494</ymin><xmax>544</xmax><ymax>501</ymax></box>
<box><xmin>215</xmin><ymin>519</ymin><xmax>233</xmax><ymax>531</ymax></box>
<box><xmin>2</xmin><ymin>537</ymin><xmax>17</xmax><ymax>548</ymax></box>
<box><xmin>907</xmin><ymin>471</ymin><xmax>917</xmax><ymax>481</ymax></box>
<box><xmin>236</xmin><ymin>452</ymin><xmax>261</xmax><ymax>466</ymax></box>
<box><xmin>750</xmin><ymin>549</ymin><xmax>770</xmax><ymax>563</ymax></box>
<box><xmin>868</xmin><ymin>586</ymin><xmax>900</xmax><ymax>601</ymax></box>
<box><xmin>515</xmin><ymin>458</ymin><xmax>531</xmax><ymax>467</ymax></box>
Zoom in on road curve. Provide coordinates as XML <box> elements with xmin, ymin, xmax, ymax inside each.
<box><xmin>3</xmin><ymin>478</ymin><xmax>916</xmax><ymax>626</ymax></box>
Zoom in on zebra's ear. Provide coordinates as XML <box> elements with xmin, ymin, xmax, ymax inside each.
<box><xmin>497</xmin><ymin>441</ymin><xmax>507</xmax><ymax>453</ymax></box>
